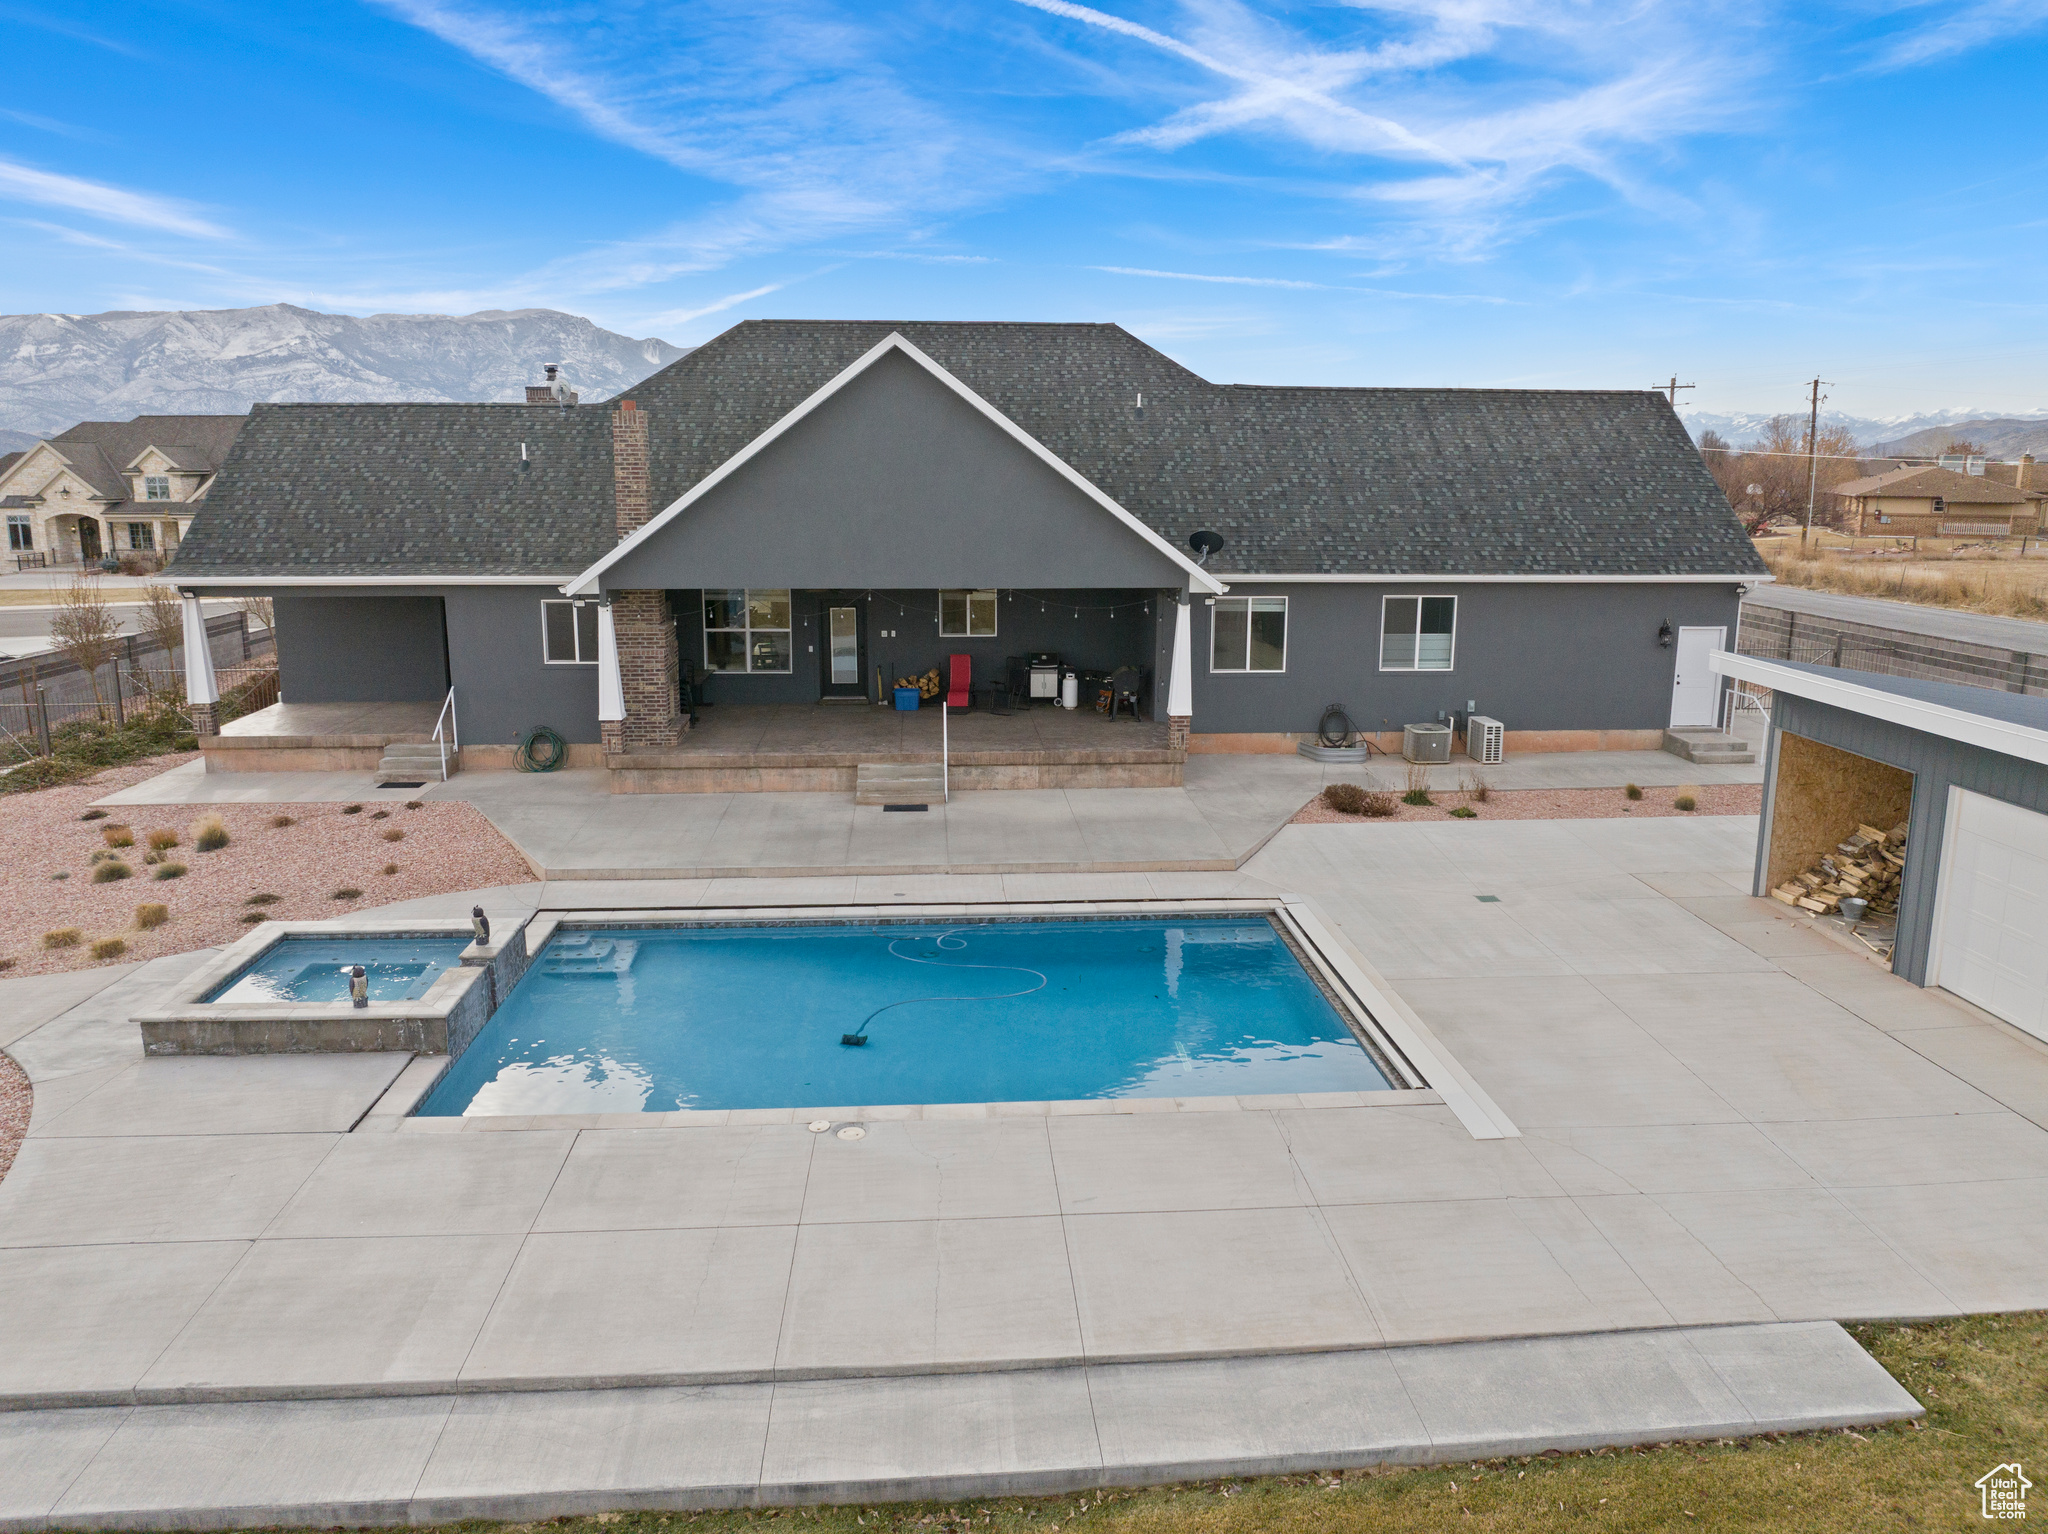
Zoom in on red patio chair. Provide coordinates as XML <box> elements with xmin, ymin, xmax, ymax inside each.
<box><xmin>946</xmin><ymin>653</ymin><xmax>972</xmax><ymax>709</ymax></box>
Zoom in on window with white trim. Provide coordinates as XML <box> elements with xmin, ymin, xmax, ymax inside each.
<box><xmin>143</xmin><ymin>475</ymin><xmax>172</xmax><ymax>500</ymax></box>
<box><xmin>703</xmin><ymin>589</ymin><xmax>792</xmax><ymax>673</ymax></box>
<box><xmin>1380</xmin><ymin>595</ymin><xmax>1456</xmax><ymax>671</ymax></box>
<box><xmin>6</xmin><ymin>515</ymin><xmax>30</xmax><ymax>551</ymax></box>
<box><xmin>939</xmin><ymin>589</ymin><xmax>997</xmax><ymax>637</ymax></box>
<box><xmin>126</xmin><ymin>522</ymin><xmax>155</xmax><ymax>552</ymax></box>
<box><xmin>1210</xmin><ymin>595</ymin><xmax>1286</xmax><ymax>672</ymax></box>
<box><xmin>542</xmin><ymin>599</ymin><xmax>600</xmax><ymax>664</ymax></box>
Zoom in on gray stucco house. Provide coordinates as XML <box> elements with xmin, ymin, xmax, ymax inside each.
<box><xmin>165</xmin><ymin>321</ymin><xmax>1766</xmax><ymax>786</ymax></box>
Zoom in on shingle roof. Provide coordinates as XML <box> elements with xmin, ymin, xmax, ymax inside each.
<box><xmin>45</xmin><ymin>415</ymin><xmax>246</xmax><ymax>498</ymax></box>
<box><xmin>175</xmin><ymin>320</ymin><xmax>1766</xmax><ymax>579</ymax></box>
<box><xmin>1835</xmin><ymin>464</ymin><xmax>2030</xmax><ymax>505</ymax></box>
<box><xmin>171</xmin><ymin>403</ymin><xmax>615</xmax><ymax>576</ymax></box>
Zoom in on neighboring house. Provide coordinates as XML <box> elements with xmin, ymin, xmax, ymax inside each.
<box><xmin>1835</xmin><ymin>463</ymin><xmax>2037</xmax><ymax>537</ymax></box>
<box><xmin>1980</xmin><ymin>453</ymin><xmax>2047</xmax><ymax>526</ymax></box>
<box><xmin>0</xmin><ymin>414</ymin><xmax>245</xmax><ymax>567</ymax></box>
<box><xmin>166</xmin><ymin>321</ymin><xmax>1765</xmax><ymax>769</ymax></box>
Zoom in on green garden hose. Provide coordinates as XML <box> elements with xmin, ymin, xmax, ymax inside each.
<box><xmin>515</xmin><ymin>724</ymin><xmax>567</xmax><ymax>772</ymax></box>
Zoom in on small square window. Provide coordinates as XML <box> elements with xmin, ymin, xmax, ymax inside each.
<box><xmin>143</xmin><ymin>475</ymin><xmax>171</xmax><ymax>501</ymax></box>
<box><xmin>939</xmin><ymin>589</ymin><xmax>998</xmax><ymax>637</ymax></box>
<box><xmin>542</xmin><ymin>599</ymin><xmax>598</xmax><ymax>664</ymax></box>
<box><xmin>1209</xmin><ymin>596</ymin><xmax>1286</xmax><ymax>672</ymax></box>
<box><xmin>1380</xmin><ymin>595</ymin><xmax>1456</xmax><ymax>671</ymax></box>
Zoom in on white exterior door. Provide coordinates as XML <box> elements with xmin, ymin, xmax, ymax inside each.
<box><xmin>1931</xmin><ymin>788</ymin><xmax>2048</xmax><ymax>1041</ymax></box>
<box><xmin>1669</xmin><ymin>626</ymin><xmax>1725</xmax><ymax>728</ymax></box>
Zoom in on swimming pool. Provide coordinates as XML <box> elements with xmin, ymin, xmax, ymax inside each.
<box><xmin>203</xmin><ymin>935</ymin><xmax>472</xmax><ymax>1005</ymax></box>
<box><xmin>419</xmin><ymin>916</ymin><xmax>1397</xmax><ymax>1116</ymax></box>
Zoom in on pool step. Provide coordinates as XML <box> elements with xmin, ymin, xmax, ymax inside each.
<box><xmin>856</xmin><ymin>761</ymin><xmax>946</xmax><ymax>805</ymax></box>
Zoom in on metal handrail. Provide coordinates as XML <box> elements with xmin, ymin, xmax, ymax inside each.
<box><xmin>941</xmin><ymin>698</ymin><xmax>950</xmax><ymax>803</ymax></box>
<box><xmin>432</xmin><ymin>686</ymin><xmax>458</xmax><ymax>782</ymax></box>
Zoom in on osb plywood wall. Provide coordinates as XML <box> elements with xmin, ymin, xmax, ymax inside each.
<box><xmin>1767</xmin><ymin>731</ymin><xmax>1917</xmax><ymax>891</ymax></box>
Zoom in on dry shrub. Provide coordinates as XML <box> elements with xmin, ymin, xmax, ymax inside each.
<box><xmin>239</xmin><ymin>911</ymin><xmax>267</xmax><ymax>924</ymax></box>
<box><xmin>1402</xmin><ymin>763</ymin><xmax>1434</xmax><ymax>806</ymax></box>
<box><xmin>0</xmin><ymin>958</ymin><xmax>15</xmax><ymax>972</ymax></box>
<box><xmin>79</xmin><ymin>809</ymin><xmax>107</xmax><ymax>822</ymax></box>
<box><xmin>271</xmin><ymin>814</ymin><xmax>296</xmax><ymax>828</ymax></box>
<box><xmin>332</xmin><ymin>887</ymin><xmax>362</xmax><ymax>900</ymax></box>
<box><xmin>370</xmin><ymin>809</ymin><xmax>390</xmax><ymax>820</ymax></box>
<box><xmin>133</xmin><ymin>903</ymin><xmax>170</xmax><ymax>930</ymax></box>
<box><xmin>1675</xmin><ymin>794</ymin><xmax>1698</xmax><ymax>812</ymax></box>
<box><xmin>1624</xmin><ymin>783</ymin><xmax>1644</xmax><ymax>801</ymax></box>
<box><xmin>147</xmin><ymin>829</ymin><xmax>179</xmax><ymax>851</ymax></box>
<box><xmin>244</xmin><ymin>892</ymin><xmax>281</xmax><ymax>906</ymax></box>
<box><xmin>192</xmin><ymin>815</ymin><xmax>229</xmax><ymax>852</ymax></box>
<box><xmin>90</xmin><ymin>937</ymin><xmax>127</xmax><ymax>960</ymax></box>
<box><xmin>43</xmin><ymin>928</ymin><xmax>82</xmax><ymax>949</ymax></box>
<box><xmin>153</xmin><ymin>862</ymin><xmax>187</xmax><ymax>880</ymax></box>
<box><xmin>1322</xmin><ymin>783</ymin><xmax>1370</xmax><ymax>814</ymax></box>
<box><xmin>341</xmin><ymin>804</ymin><xmax>363</xmax><ymax>815</ymax></box>
<box><xmin>405</xmin><ymin>800</ymin><xmax>423</xmax><ymax>810</ymax></box>
<box><xmin>1466</xmin><ymin>774</ymin><xmax>1491</xmax><ymax>804</ymax></box>
<box><xmin>1449</xmin><ymin>805</ymin><xmax>1477</xmax><ymax>818</ymax></box>
<box><xmin>382</xmin><ymin>862</ymin><xmax>400</xmax><ymax>876</ymax></box>
<box><xmin>91</xmin><ymin>861</ymin><xmax>132</xmax><ymax>883</ymax></box>
<box><xmin>382</xmin><ymin>828</ymin><xmax>404</xmax><ymax>842</ymax></box>
<box><xmin>100</xmin><ymin>824</ymin><xmax>134</xmax><ymax>848</ymax></box>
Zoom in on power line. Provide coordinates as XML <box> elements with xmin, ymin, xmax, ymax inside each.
<box><xmin>1657</xmin><ymin>376</ymin><xmax>1695</xmax><ymax>406</ymax></box>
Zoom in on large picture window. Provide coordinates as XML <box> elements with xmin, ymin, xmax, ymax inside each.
<box><xmin>6</xmin><ymin>515</ymin><xmax>30</xmax><ymax>551</ymax></box>
<box><xmin>1210</xmin><ymin>595</ymin><xmax>1287</xmax><ymax>672</ymax></box>
<box><xmin>1381</xmin><ymin>595</ymin><xmax>1456</xmax><ymax>671</ymax></box>
<box><xmin>541</xmin><ymin>599</ymin><xmax>600</xmax><ymax>664</ymax></box>
<box><xmin>704</xmin><ymin>589</ymin><xmax>792</xmax><ymax>673</ymax></box>
<box><xmin>939</xmin><ymin>589</ymin><xmax>998</xmax><ymax>637</ymax></box>
<box><xmin>126</xmin><ymin>522</ymin><xmax>155</xmax><ymax>551</ymax></box>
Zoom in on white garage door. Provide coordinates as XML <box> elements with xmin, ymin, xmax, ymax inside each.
<box><xmin>1932</xmin><ymin>788</ymin><xmax>2048</xmax><ymax>1041</ymax></box>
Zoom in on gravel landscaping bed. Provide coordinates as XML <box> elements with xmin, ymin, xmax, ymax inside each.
<box><xmin>1293</xmin><ymin>781</ymin><xmax>1763</xmax><ymax>825</ymax></box>
<box><xmin>0</xmin><ymin>756</ymin><xmax>537</xmax><ymax>977</ymax></box>
<box><xmin>0</xmin><ymin>1050</ymin><xmax>27</xmax><ymax>1186</ymax></box>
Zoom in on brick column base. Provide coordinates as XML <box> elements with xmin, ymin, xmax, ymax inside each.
<box><xmin>189</xmin><ymin>702</ymin><xmax>220</xmax><ymax>738</ymax></box>
<box><xmin>612</xmin><ymin>590</ymin><xmax>682</xmax><ymax>752</ymax></box>
<box><xmin>600</xmin><ymin>720</ymin><xmax>625</xmax><ymax>756</ymax></box>
<box><xmin>1167</xmin><ymin>715</ymin><xmax>1190</xmax><ymax>752</ymax></box>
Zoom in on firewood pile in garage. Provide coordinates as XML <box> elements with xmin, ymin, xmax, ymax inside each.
<box><xmin>1770</xmin><ymin>820</ymin><xmax>1908</xmax><ymax>918</ymax></box>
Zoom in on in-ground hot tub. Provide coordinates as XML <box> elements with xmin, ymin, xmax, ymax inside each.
<box><xmin>136</xmin><ymin>917</ymin><xmax>533</xmax><ymax>1056</ymax></box>
<box><xmin>420</xmin><ymin>910</ymin><xmax>1416</xmax><ymax>1117</ymax></box>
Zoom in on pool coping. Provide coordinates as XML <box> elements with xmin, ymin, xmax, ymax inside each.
<box><xmin>388</xmin><ymin>896</ymin><xmax>1518</xmax><ymax>1141</ymax></box>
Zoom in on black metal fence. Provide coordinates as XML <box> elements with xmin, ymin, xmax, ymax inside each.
<box><xmin>0</xmin><ymin>613</ymin><xmax>276</xmax><ymax>758</ymax></box>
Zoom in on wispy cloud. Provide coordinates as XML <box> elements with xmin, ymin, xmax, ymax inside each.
<box><xmin>641</xmin><ymin>280</ymin><xmax>797</xmax><ymax>328</ymax></box>
<box><xmin>0</xmin><ymin>159</ymin><xmax>227</xmax><ymax>238</ymax></box>
<box><xmin>1864</xmin><ymin>0</ymin><xmax>2048</xmax><ymax>69</ymax></box>
<box><xmin>1094</xmin><ymin>264</ymin><xmax>1330</xmax><ymax>289</ymax></box>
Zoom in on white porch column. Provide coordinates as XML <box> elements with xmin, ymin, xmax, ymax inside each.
<box><xmin>1166</xmin><ymin>594</ymin><xmax>1192</xmax><ymax>751</ymax></box>
<box><xmin>180</xmin><ymin>593</ymin><xmax>220</xmax><ymax>735</ymax></box>
<box><xmin>596</xmin><ymin>600</ymin><xmax>627</xmax><ymax>754</ymax></box>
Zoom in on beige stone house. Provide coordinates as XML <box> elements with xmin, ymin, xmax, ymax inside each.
<box><xmin>1836</xmin><ymin>460</ymin><xmax>2038</xmax><ymax>537</ymax></box>
<box><xmin>0</xmin><ymin>414</ymin><xmax>244</xmax><ymax>568</ymax></box>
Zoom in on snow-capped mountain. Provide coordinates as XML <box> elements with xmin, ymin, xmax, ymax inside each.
<box><xmin>0</xmin><ymin>305</ymin><xmax>691</xmax><ymax>436</ymax></box>
<box><xmin>1681</xmin><ymin>406</ymin><xmax>2048</xmax><ymax>456</ymax></box>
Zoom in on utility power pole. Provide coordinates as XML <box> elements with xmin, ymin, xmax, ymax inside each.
<box><xmin>1659</xmin><ymin>376</ymin><xmax>1695</xmax><ymax>405</ymax></box>
<box><xmin>1803</xmin><ymin>377</ymin><xmax>1833</xmax><ymax>542</ymax></box>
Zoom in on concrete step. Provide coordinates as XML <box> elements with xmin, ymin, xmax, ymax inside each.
<box><xmin>855</xmin><ymin>761</ymin><xmax>946</xmax><ymax>805</ymax></box>
<box><xmin>376</xmin><ymin>743</ymin><xmax>455</xmax><ymax>781</ymax></box>
<box><xmin>1662</xmin><ymin>728</ymin><xmax>1756</xmax><ymax>765</ymax></box>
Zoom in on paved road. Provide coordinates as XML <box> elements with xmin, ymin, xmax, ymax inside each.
<box><xmin>1745</xmin><ymin>580</ymin><xmax>2048</xmax><ymax>657</ymax></box>
<box><xmin>0</xmin><ymin>601</ymin><xmax>243</xmax><ymax>661</ymax></box>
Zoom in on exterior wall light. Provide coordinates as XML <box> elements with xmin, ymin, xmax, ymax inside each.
<box><xmin>1658</xmin><ymin>620</ymin><xmax>1674</xmax><ymax>648</ymax></box>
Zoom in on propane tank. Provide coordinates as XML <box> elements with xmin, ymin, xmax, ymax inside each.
<box><xmin>1060</xmin><ymin>671</ymin><xmax>1078</xmax><ymax>710</ymax></box>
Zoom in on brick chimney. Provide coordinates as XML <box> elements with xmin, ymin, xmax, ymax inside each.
<box><xmin>525</xmin><ymin>364</ymin><xmax>579</xmax><ymax>406</ymax></box>
<box><xmin>611</xmin><ymin>398</ymin><xmax>650</xmax><ymax>541</ymax></box>
<box><xmin>2020</xmin><ymin>453</ymin><xmax>2035</xmax><ymax>492</ymax></box>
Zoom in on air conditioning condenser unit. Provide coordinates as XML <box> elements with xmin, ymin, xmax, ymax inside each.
<box><xmin>1467</xmin><ymin>715</ymin><xmax>1504</xmax><ymax>765</ymax></box>
<box><xmin>1403</xmin><ymin>723</ymin><xmax>1452</xmax><ymax>763</ymax></box>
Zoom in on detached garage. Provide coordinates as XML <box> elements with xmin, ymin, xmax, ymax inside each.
<box><xmin>1713</xmin><ymin>653</ymin><xmax>2048</xmax><ymax>1043</ymax></box>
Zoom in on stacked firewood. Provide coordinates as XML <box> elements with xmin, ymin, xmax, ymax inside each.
<box><xmin>1770</xmin><ymin>821</ymin><xmax>1907</xmax><ymax>917</ymax></box>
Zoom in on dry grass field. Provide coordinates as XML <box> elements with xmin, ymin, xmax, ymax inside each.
<box><xmin>1759</xmin><ymin>536</ymin><xmax>2048</xmax><ymax>621</ymax></box>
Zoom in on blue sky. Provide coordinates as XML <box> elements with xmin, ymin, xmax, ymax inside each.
<box><xmin>2</xmin><ymin>0</ymin><xmax>2044</xmax><ymax>419</ymax></box>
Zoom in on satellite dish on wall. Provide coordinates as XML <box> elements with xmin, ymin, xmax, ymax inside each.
<box><xmin>1187</xmin><ymin>530</ymin><xmax>1226</xmax><ymax>566</ymax></box>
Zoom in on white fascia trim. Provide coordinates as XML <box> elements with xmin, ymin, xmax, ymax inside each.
<box><xmin>1212</xmin><ymin>572</ymin><xmax>1776</xmax><ymax>585</ymax></box>
<box><xmin>1711</xmin><ymin>650</ymin><xmax>2048</xmax><ymax>767</ymax></box>
<box><xmin>562</xmin><ymin>331</ymin><xmax>1228</xmax><ymax>597</ymax></box>
<box><xmin>170</xmin><ymin>574</ymin><xmax>579</xmax><ymax>587</ymax></box>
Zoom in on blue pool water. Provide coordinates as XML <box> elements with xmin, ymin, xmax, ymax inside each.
<box><xmin>205</xmin><ymin>936</ymin><xmax>470</xmax><ymax>1005</ymax></box>
<box><xmin>419</xmin><ymin>917</ymin><xmax>1392</xmax><ymax>1116</ymax></box>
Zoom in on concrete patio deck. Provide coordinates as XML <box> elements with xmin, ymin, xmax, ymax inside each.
<box><xmin>7</xmin><ymin>811</ymin><xmax>2041</xmax><ymax>1520</ymax></box>
<box><xmin>99</xmin><ymin>726</ymin><xmax>1766</xmax><ymax>879</ymax></box>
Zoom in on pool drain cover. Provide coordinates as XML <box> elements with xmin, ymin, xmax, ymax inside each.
<box><xmin>836</xmin><ymin>1125</ymin><xmax>866</xmax><ymax>1141</ymax></box>
<box><xmin>807</xmin><ymin>1120</ymin><xmax>831</xmax><ymax>1133</ymax></box>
